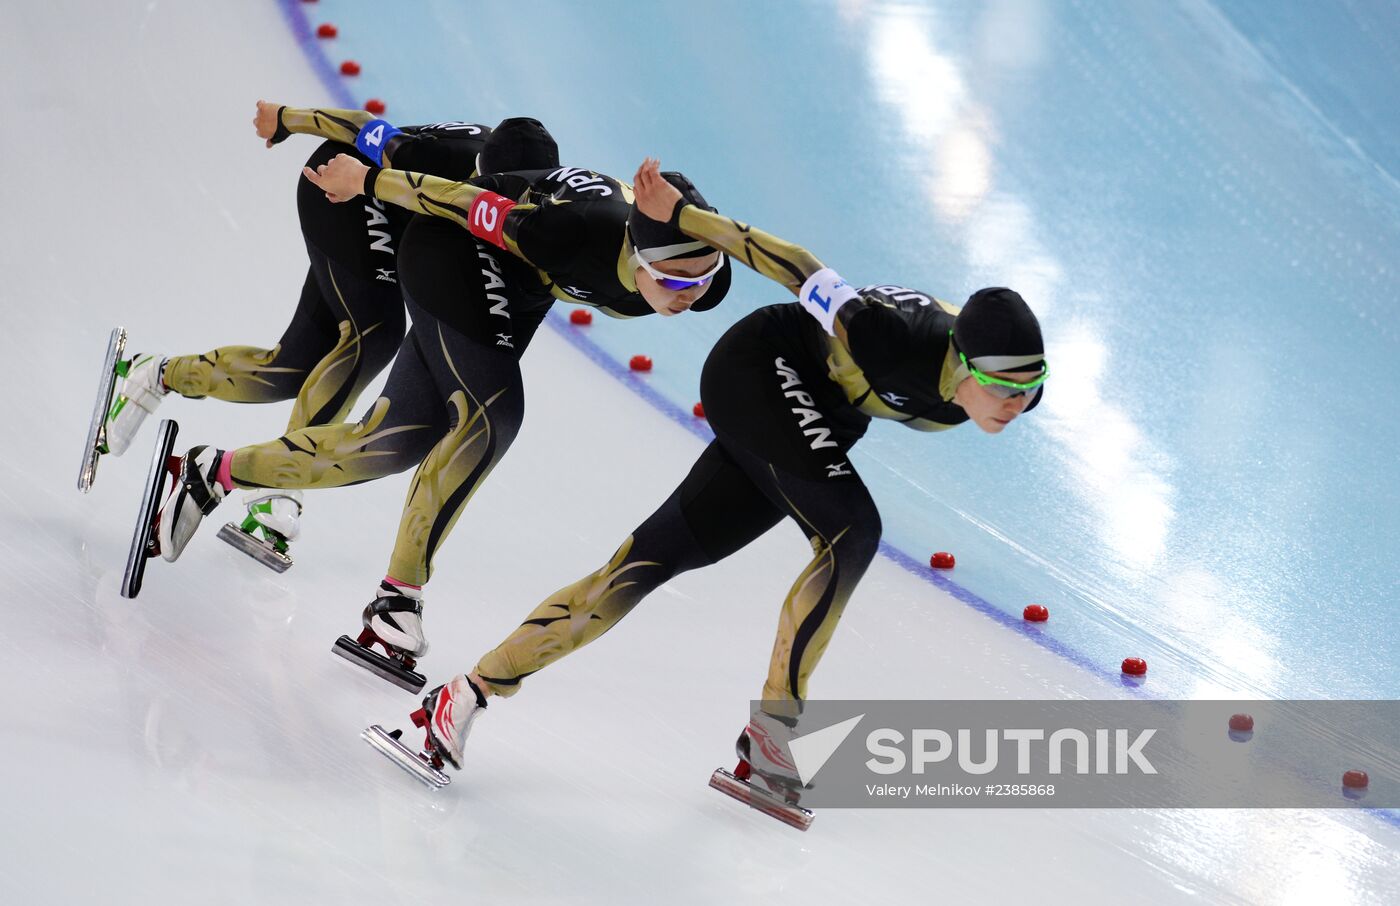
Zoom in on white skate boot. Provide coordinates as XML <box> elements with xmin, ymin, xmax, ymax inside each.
<box><xmin>709</xmin><ymin>710</ymin><xmax>815</xmax><ymax>830</ymax></box>
<box><xmin>106</xmin><ymin>354</ymin><xmax>169</xmax><ymax>457</ymax></box>
<box><xmin>217</xmin><ymin>489</ymin><xmax>302</xmax><ymax>573</ymax></box>
<box><xmin>155</xmin><ymin>445</ymin><xmax>226</xmax><ymax>562</ymax></box>
<box><xmin>332</xmin><ymin>582</ymin><xmax>429</xmax><ymax>691</ymax></box>
<box><xmin>362</xmin><ymin>675</ymin><xmax>487</xmax><ymax>789</ymax></box>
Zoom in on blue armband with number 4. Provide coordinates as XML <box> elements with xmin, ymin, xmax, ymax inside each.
<box><xmin>355</xmin><ymin>119</ymin><xmax>402</xmax><ymax>166</ymax></box>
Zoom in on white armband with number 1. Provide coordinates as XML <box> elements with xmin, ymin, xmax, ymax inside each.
<box><xmin>799</xmin><ymin>268</ymin><xmax>860</xmax><ymax>336</ymax></box>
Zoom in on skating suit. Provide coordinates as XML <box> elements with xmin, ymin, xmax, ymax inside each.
<box><xmin>224</xmin><ymin>165</ymin><xmax>702</xmax><ymax>586</ymax></box>
<box><xmin>161</xmin><ymin>106</ymin><xmax>492</xmax><ymax>434</ymax></box>
<box><xmin>473</xmin><ymin>210</ymin><xmax>1021</xmax><ymax>715</ymax></box>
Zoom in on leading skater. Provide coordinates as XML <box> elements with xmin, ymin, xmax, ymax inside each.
<box><xmin>128</xmin><ymin>150</ymin><xmax>735</xmax><ymax>691</ymax></box>
<box><xmin>372</xmin><ymin>158</ymin><xmax>1048</xmax><ymax>827</ymax></box>
<box><xmin>87</xmin><ymin>101</ymin><xmax>558</xmax><ymax>570</ymax></box>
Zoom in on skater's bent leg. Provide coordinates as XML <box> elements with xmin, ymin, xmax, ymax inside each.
<box><xmin>473</xmin><ymin>442</ymin><xmax>784</xmax><ymax>697</ymax></box>
<box><xmin>732</xmin><ymin>450</ymin><xmax>881</xmax><ymax>718</ymax></box>
<box><xmin>162</xmin><ymin>269</ymin><xmax>336</xmax><ymax>403</ymax></box>
<box><xmin>226</xmin><ymin>328</ymin><xmax>445</xmax><ymax>491</ymax></box>
<box><xmin>283</xmin><ymin>246</ymin><xmax>405</xmax><ymax>432</ymax></box>
<box><xmin>384</xmin><ymin>331</ymin><xmax>525</xmax><ymax>587</ymax></box>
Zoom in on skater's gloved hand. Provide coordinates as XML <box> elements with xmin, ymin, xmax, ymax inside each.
<box><xmin>302</xmin><ymin>153</ymin><xmax>370</xmax><ymax>204</ymax></box>
<box><xmin>798</xmin><ymin>268</ymin><xmax>860</xmax><ymax>337</ymax></box>
<box><xmin>254</xmin><ymin>99</ymin><xmax>291</xmax><ymax>148</ymax></box>
<box><xmin>633</xmin><ymin>157</ymin><xmax>684</xmax><ymax>223</ymax></box>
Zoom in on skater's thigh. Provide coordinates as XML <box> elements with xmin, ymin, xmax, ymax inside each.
<box><xmin>310</xmin><ymin>239</ymin><xmax>406</xmax><ymax>335</ymax></box>
<box><xmin>619</xmin><ymin>441</ymin><xmax>785</xmax><ymax>577</ymax></box>
<box><xmin>727</xmin><ymin>441</ymin><xmax>881</xmax><ymax>546</ymax></box>
<box><xmin>265</xmin><ymin>266</ymin><xmax>342</xmax><ymax>373</ymax></box>
<box><xmin>406</xmin><ymin>298</ymin><xmax>526</xmax><ymax>444</ymax></box>
<box><xmin>349</xmin><ymin>327</ymin><xmax>450</xmax><ymax>464</ymax></box>
<box><xmin>696</xmin><ymin>314</ymin><xmax>879</xmax><ymax>543</ymax></box>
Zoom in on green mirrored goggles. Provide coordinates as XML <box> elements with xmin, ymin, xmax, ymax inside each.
<box><xmin>951</xmin><ymin>331</ymin><xmax>1048</xmax><ymax>400</ymax></box>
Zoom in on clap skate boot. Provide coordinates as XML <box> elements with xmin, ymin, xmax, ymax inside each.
<box><xmin>217</xmin><ymin>489</ymin><xmax>301</xmax><ymax>573</ymax></box>
<box><xmin>363</xmin><ymin>675</ymin><xmax>488</xmax><ymax>789</ymax></box>
<box><xmin>81</xmin><ymin>330</ymin><xmax>171</xmax><ymax>492</ymax></box>
<box><xmin>709</xmin><ymin>711</ymin><xmax>815</xmax><ymax>831</ymax></box>
<box><xmin>332</xmin><ymin>582</ymin><xmax>429</xmax><ymax>691</ymax></box>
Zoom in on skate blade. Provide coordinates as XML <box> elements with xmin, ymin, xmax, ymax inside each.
<box><xmin>363</xmin><ymin>725</ymin><xmax>451</xmax><ymax>789</ymax></box>
<box><xmin>332</xmin><ymin>635</ymin><xmax>426</xmax><ymax>692</ymax></box>
<box><xmin>78</xmin><ymin>326</ymin><xmax>127</xmax><ymax>493</ymax></box>
<box><xmin>122</xmin><ymin>419</ymin><xmax>178</xmax><ymax>599</ymax></box>
<box><xmin>709</xmin><ymin>768</ymin><xmax>814</xmax><ymax>831</ymax></box>
<box><xmin>217</xmin><ymin>523</ymin><xmax>293</xmax><ymax>573</ymax></box>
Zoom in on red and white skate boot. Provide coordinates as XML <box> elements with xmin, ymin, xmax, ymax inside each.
<box><xmin>362</xmin><ymin>675</ymin><xmax>487</xmax><ymax>789</ymax></box>
<box><xmin>709</xmin><ymin>710</ymin><xmax>815</xmax><ymax>830</ymax></box>
<box><xmin>415</xmin><ymin>674</ymin><xmax>488</xmax><ymax>770</ymax></box>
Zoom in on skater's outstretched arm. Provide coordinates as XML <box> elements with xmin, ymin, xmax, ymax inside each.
<box><xmin>255</xmin><ymin>100</ymin><xmax>496</xmax><ymax>175</ymax></box>
<box><xmin>302</xmin><ymin>154</ymin><xmax>607</xmax><ymax>271</ymax></box>
<box><xmin>254</xmin><ymin>100</ymin><xmax>377</xmax><ymax>149</ymax></box>
<box><xmin>634</xmin><ymin>157</ymin><xmax>898</xmax><ymax>348</ymax></box>
<box><xmin>633</xmin><ymin>157</ymin><xmax>824</xmax><ymax>294</ymax></box>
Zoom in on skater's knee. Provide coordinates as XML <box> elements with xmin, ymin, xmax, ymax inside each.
<box><xmin>833</xmin><ymin>503</ymin><xmax>881</xmax><ymax>571</ymax></box>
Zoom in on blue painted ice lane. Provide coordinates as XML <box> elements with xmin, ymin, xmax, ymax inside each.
<box><xmin>309</xmin><ymin>0</ymin><xmax>1400</xmax><ymax>698</ymax></box>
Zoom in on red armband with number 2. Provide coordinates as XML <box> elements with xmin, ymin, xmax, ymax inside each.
<box><xmin>467</xmin><ymin>192</ymin><xmax>516</xmax><ymax>249</ymax></box>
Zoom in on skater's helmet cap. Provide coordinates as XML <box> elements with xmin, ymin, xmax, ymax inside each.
<box><xmin>477</xmin><ymin>117</ymin><xmax>559</xmax><ymax>175</ymax></box>
<box><xmin>628</xmin><ymin>170</ymin><xmax>731</xmax><ymax>311</ymax></box>
<box><xmin>951</xmin><ymin>287</ymin><xmax>1044</xmax><ymax>375</ymax></box>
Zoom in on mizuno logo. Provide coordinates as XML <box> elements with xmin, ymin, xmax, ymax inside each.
<box><xmin>826</xmin><ymin>462</ymin><xmax>853</xmax><ymax>478</ymax></box>
<box><xmin>562</xmin><ymin>285</ymin><xmax>591</xmax><ymax>298</ymax></box>
<box><xmin>376</xmin><ymin>268</ymin><xmax>397</xmax><ymax>283</ymax></box>
<box><xmin>879</xmin><ymin>391</ymin><xmax>908</xmax><ymax>406</ymax></box>
<box><xmin>496</xmin><ymin>333</ymin><xmax>514</xmax><ymax>348</ymax></box>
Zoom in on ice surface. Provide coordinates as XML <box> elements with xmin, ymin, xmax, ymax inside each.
<box><xmin>2</xmin><ymin>1</ymin><xmax>1397</xmax><ymax>903</ymax></box>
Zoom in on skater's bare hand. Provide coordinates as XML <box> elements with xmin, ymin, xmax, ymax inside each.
<box><xmin>303</xmin><ymin>153</ymin><xmax>369</xmax><ymax>203</ymax></box>
<box><xmin>254</xmin><ymin>99</ymin><xmax>287</xmax><ymax>148</ymax></box>
<box><xmin>633</xmin><ymin>157</ymin><xmax>683</xmax><ymax>223</ymax></box>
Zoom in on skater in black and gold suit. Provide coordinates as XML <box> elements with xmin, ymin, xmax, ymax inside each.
<box><xmin>394</xmin><ymin>159</ymin><xmax>1048</xmax><ymax>810</ymax></box>
<box><xmin>99</xmin><ymin>101</ymin><xmax>558</xmax><ymax>565</ymax></box>
<box><xmin>142</xmin><ymin>152</ymin><xmax>736</xmax><ymax>691</ymax></box>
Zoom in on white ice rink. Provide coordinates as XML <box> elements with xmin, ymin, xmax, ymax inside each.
<box><xmin>4</xmin><ymin>1</ymin><xmax>1398</xmax><ymax>903</ymax></box>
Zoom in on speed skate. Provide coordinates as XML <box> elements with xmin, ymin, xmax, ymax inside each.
<box><xmin>77</xmin><ymin>326</ymin><xmax>127</xmax><ymax>493</ymax></box>
<box><xmin>363</xmin><ymin>716</ymin><xmax>451</xmax><ymax>790</ymax></box>
<box><xmin>121</xmin><ymin>419</ymin><xmax>180</xmax><ymax>599</ymax></box>
<box><xmin>217</xmin><ymin>518</ymin><xmax>293</xmax><ymax>573</ymax></box>
<box><xmin>333</xmin><ymin>632</ymin><xmax>427</xmax><ymax>691</ymax></box>
<box><xmin>709</xmin><ymin>760</ymin><xmax>815</xmax><ymax>831</ymax></box>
